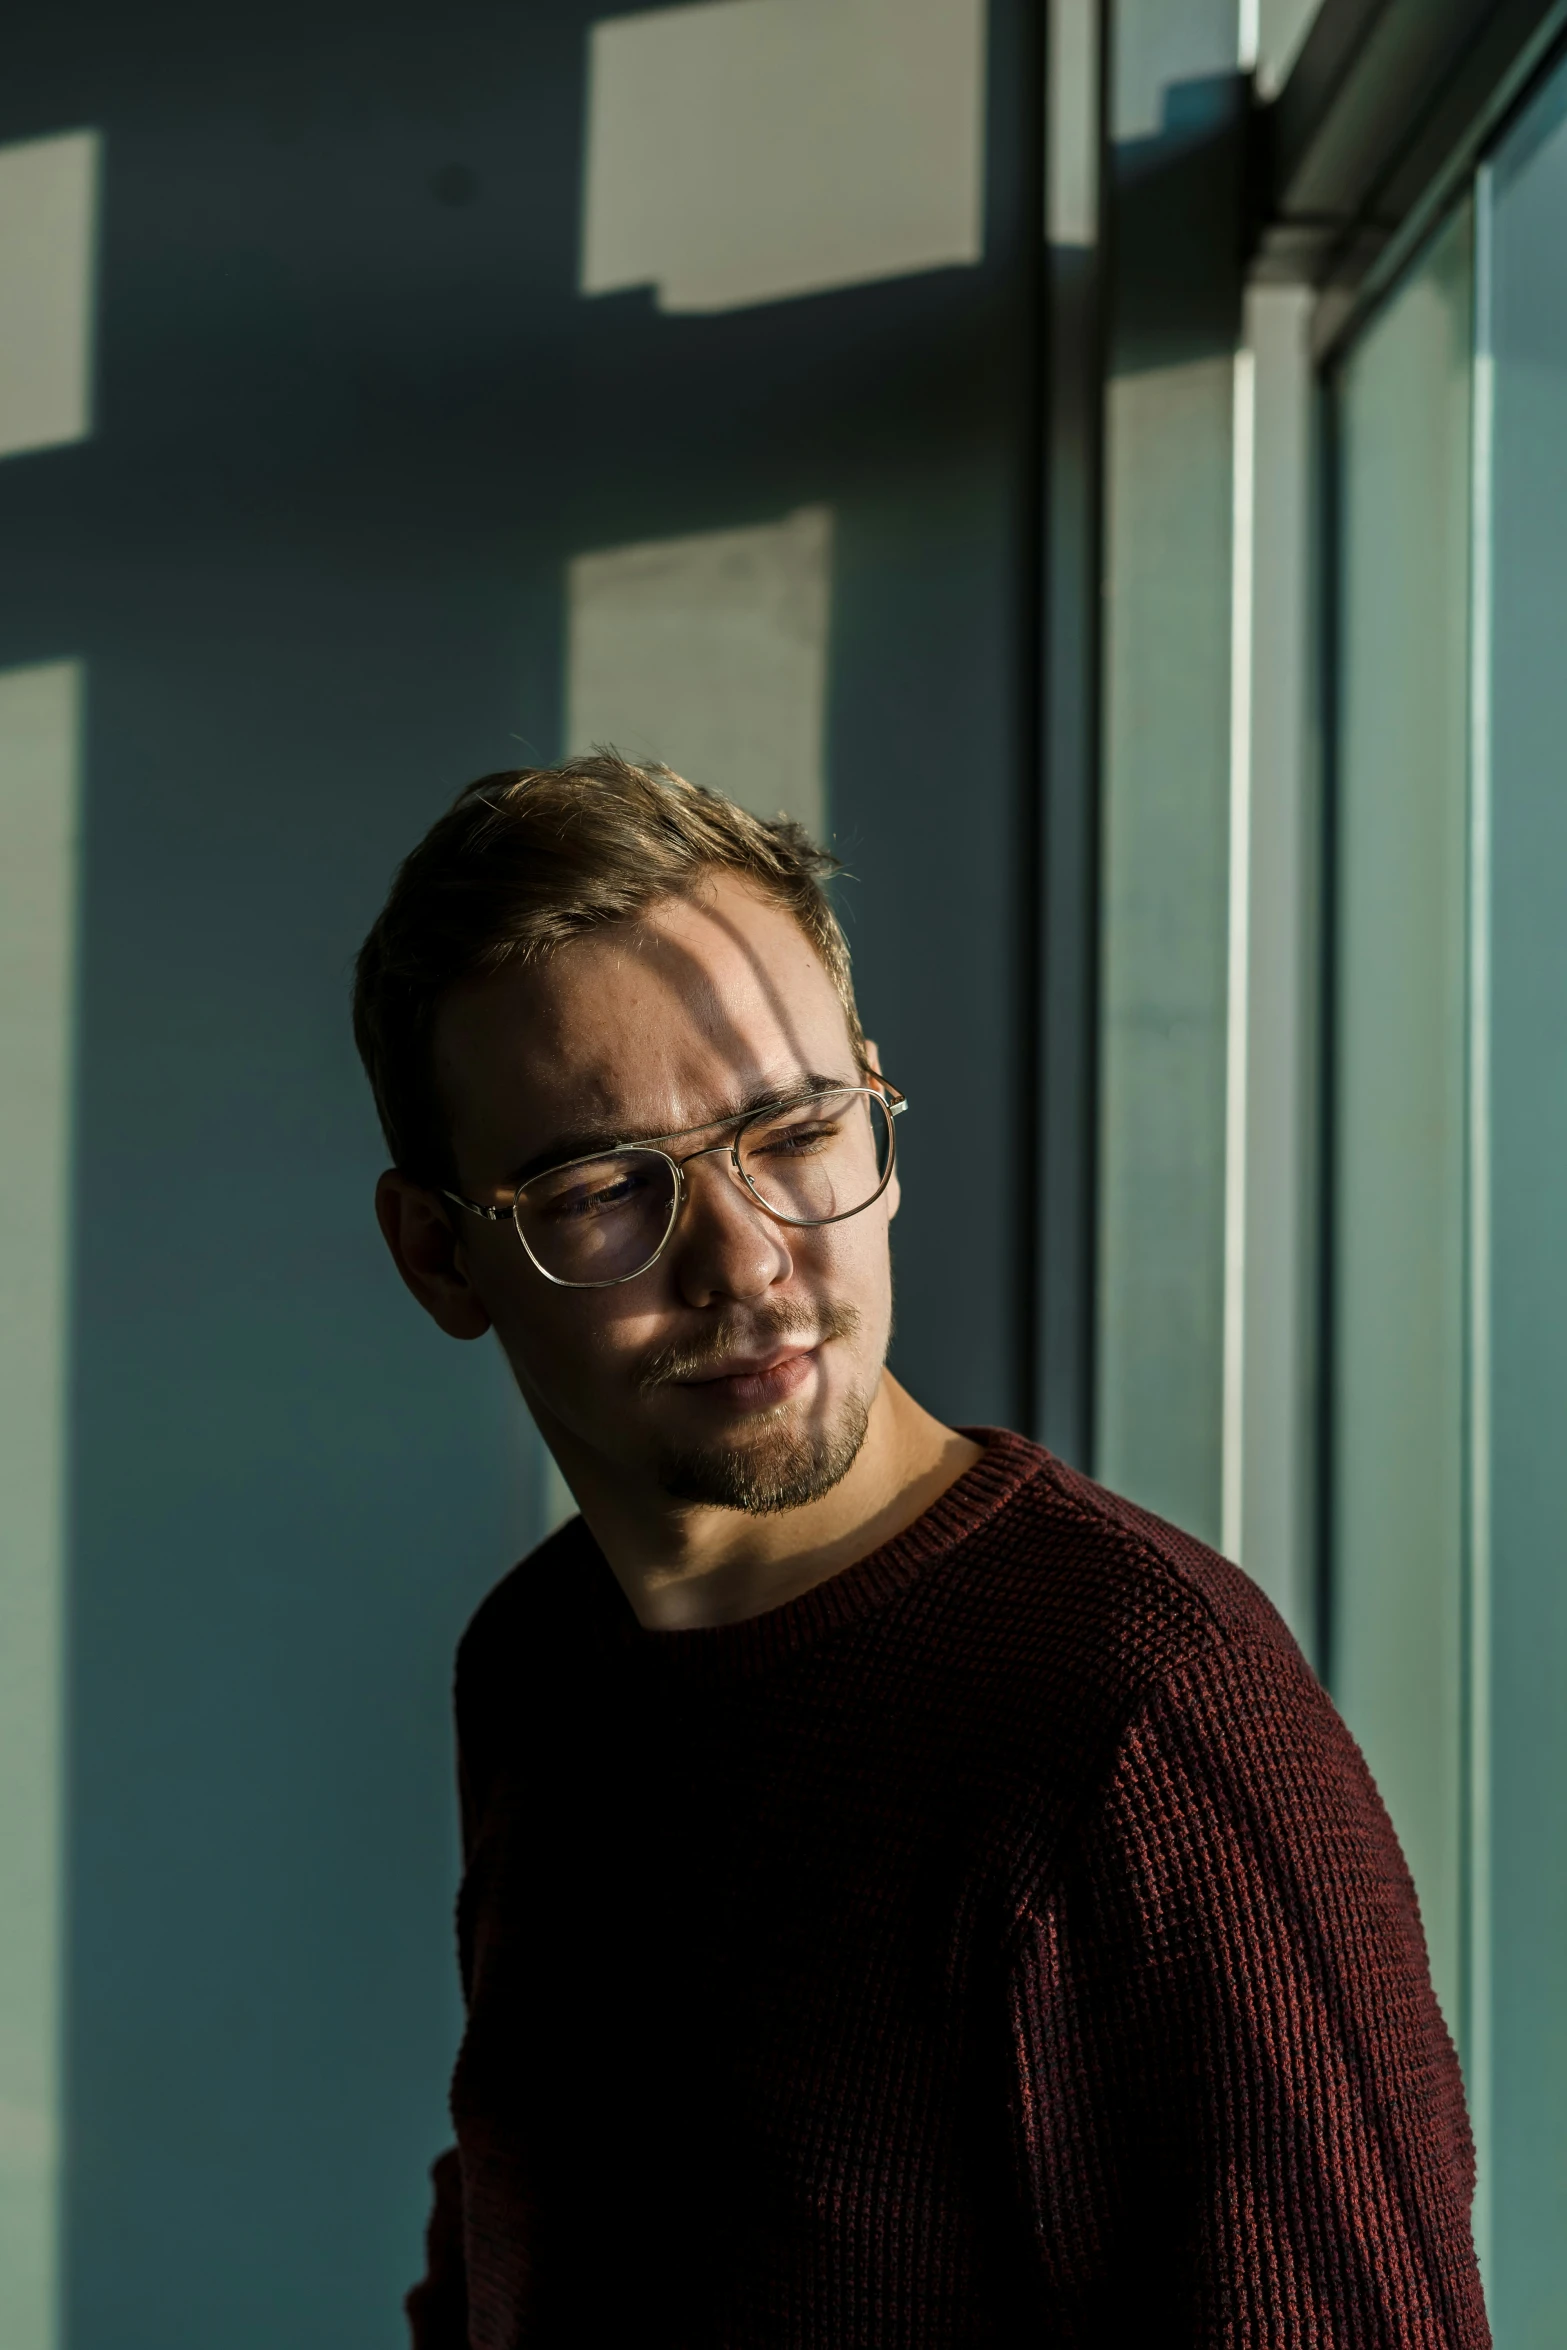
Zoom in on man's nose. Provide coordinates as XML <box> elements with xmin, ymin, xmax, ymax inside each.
<box><xmin>670</xmin><ymin>1147</ymin><xmax>793</xmax><ymax>1306</ymax></box>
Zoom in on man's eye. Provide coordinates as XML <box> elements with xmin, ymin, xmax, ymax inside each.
<box><xmin>545</xmin><ymin>1170</ymin><xmax>646</xmax><ymax>1221</ymax></box>
<box><xmin>756</xmin><ymin>1120</ymin><xmax>838</xmax><ymax>1156</ymax></box>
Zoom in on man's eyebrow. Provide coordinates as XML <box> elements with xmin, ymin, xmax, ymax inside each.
<box><xmin>502</xmin><ymin>1072</ymin><xmax>855</xmax><ymax>1190</ymax></box>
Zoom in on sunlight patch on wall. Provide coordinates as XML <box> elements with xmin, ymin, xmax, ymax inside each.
<box><xmin>0</xmin><ymin>660</ymin><xmax>83</xmax><ymax>2350</ymax></box>
<box><xmin>1256</xmin><ymin>0</ymin><xmax>1323</xmax><ymax>98</ymax></box>
<box><xmin>581</xmin><ymin>0</ymin><xmax>986</xmax><ymax>313</ymax></box>
<box><xmin>566</xmin><ymin>506</ymin><xmax>832</xmax><ymax>839</ymax></box>
<box><xmin>0</xmin><ymin>131</ymin><xmax>100</xmax><ymax>461</ymax></box>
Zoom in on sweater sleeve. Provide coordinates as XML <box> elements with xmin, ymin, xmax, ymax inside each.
<box><xmin>1006</xmin><ymin>1637</ymin><xmax>1489</xmax><ymax>2347</ymax></box>
<box><xmin>405</xmin><ymin>2147</ymin><xmax>468</xmax><ymax>2348</ymax></box>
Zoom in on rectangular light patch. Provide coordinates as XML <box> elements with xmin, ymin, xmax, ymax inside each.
<box><xmin>582</xmin><ymin>0</ymin><xmax>986</xmax><ymax>313</ymax></box>
<box><xmin>0</xmin><ymin>131</ymin><xmax>100</xmax><ymax>461</ymax></box>
<box><xmin>566</xmin><ymin>507</ymin><xmax>832</xmax><ymax>840</ymax></box>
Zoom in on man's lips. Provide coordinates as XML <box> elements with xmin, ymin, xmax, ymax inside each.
<box><xmin>682</xmin><ymin>1342</ymin><xmax>816</xmax><ymax>1383</ymax></box>
<box><xmin>675</xmin><ymin>1342</ymin><xmax>821</xmax><ymax>1405</ymax></box>
<box><xmin>637</xmin><ymin>1304</ymin><xmax>860</xmax><ymax>1398</ymax></box>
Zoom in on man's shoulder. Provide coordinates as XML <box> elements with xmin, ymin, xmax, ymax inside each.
<box><xmin>999</xmin><ymin>1437</ymin><xmax>1300</xmax><ymax>1652</ymax></box>
<box><xmin>453</xmin><ymin>1512</ymin><xmax>616</xmax><ymax>1715</ymax></box>
<box><xmin>938</xmin><ymin>1430</ymin><xmax>1315</xmax><ymax>1760</ymax></box>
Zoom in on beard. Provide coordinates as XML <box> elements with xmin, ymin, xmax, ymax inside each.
<box><xmin>639</xmin><ymin>1299</ymin><xmax>876</xmax><ymax>1515</ymax></box>
<box><xmin>654</xmin><ymin>1383</ymin><xmax>873</xmax><ymax>1514</ymax></box>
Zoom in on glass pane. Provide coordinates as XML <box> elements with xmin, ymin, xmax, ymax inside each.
<box><xmin>1329</xmin><ymin>202</ymin><xmax>1473</xmax><ymax>2043</ymax></box>
<box><xmin>1482</xmin><ymin>53</ymin><xmax>1567</xmax><ymax>2337</ymax></box>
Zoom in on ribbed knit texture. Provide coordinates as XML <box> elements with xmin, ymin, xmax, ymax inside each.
<box><xmin>408</xmin><ymin>1430</ymin><xmax>1487</xmax><ymax>2347</ymax></box>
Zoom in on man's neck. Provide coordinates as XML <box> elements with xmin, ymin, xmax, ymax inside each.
<box><xmin>555</xmin><ymin>1374</ymin><xmax>983</xmax><ymax>1631</ymax></box>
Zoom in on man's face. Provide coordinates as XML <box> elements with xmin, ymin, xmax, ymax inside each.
<box><xmin>431</xmin><ymin>873</ymin><xmax>898</xmax><ymax>1514</ymax></box>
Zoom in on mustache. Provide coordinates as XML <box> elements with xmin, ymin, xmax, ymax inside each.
<box><xmin>636</xmin><ymin>1301</ymin><xmax>862</xmax><ymax>1394</ymax></box>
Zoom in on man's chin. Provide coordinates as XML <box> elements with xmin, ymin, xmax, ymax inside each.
<box><xmin>654</xmin><ymin>1390</ymin><xmax>872</xmax><ymax>1516</ymax></box>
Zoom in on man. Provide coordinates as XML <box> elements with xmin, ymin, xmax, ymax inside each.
<box><xmin>357</xmin><ymin>755</ymin><xmax>1486</xmax><ymax>2347</ymax></box>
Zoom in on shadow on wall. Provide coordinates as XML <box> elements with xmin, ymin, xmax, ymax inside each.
<box><xmin>0</xmin><ymin>1</ymin><xmax>1042</xmax><ymax>2343</ymax></box>
<box><xmin>1111</xmin><ymin>73</ymin><xmax>1247</xmax><ymax>373</ymax></box>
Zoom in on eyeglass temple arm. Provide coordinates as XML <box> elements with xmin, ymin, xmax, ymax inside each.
<box><xmin>439</xmin><ymin>1189</ymin><xmax>506</xmax><ymax>1220</ymax></box>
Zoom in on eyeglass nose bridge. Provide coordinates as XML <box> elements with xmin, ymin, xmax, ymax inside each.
<box><xmin>674</xmin><ymin>1133</ymin><xmax>747</xmax><ymax>1175</ymax></box>
<box><xmin>660</xmin><ymin>1131</ymin><xmax>764</xmax><ymax>1240</ymax></box>
<box><xmin>603</xmin><ymin>1136</ymin><xmax>753</xmax><ymax>1287</ymax></box>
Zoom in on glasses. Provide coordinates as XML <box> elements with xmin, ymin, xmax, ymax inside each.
<box><xmin>441</xmin><ymin>1081</ymin><xmax>906</xmax><ymax>1288</ymax></box>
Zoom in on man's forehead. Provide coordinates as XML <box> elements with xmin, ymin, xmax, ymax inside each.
<box><xmin>435</xmin><ymin>878</ymin><xmax>855</xmax><ymax>1161</ymax></box>
<box><xmin>572</xmin><ymin>877</ymin><xmax>830</xmax><ymax>994</ymax></box>
<box><xmin>481</xmin><ymin>876</ymin><xmax>828</xmax><ymax>1024</ymax></box>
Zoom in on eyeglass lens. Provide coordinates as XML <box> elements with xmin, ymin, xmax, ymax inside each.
<box><xmin>514</xmin><ymin>1088</ymin><xmax>894</xmax><ymax>1285</ymax></box>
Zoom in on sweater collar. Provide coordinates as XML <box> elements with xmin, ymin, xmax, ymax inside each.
<box><xmin>590</xmin><ymin>1425</ymin><xmax>1046</xmax><ymax>1685</ymax></box>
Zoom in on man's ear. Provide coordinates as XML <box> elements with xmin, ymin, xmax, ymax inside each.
<box><xmin>375</xmin><ymin>1170</ymin><xmax>493</xmax><ymax>1341</ymax></box>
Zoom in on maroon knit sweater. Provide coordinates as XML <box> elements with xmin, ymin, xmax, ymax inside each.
<box><xmin>408</xmin><ymin>1430</ymin><xmax>1487</xmax><ymax>2348</ymax></box>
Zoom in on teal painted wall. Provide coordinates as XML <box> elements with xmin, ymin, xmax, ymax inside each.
<box><xmin>0</xmin><ymin>2</ymin><xmax>1046</xmax><ymax>2339</ymax></box>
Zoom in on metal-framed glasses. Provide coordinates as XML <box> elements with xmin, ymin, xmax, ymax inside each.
<box><xmin>442</xmin><ymin>1081</ymin><xmax>907</xmax><ymax>1288</ymax></box>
